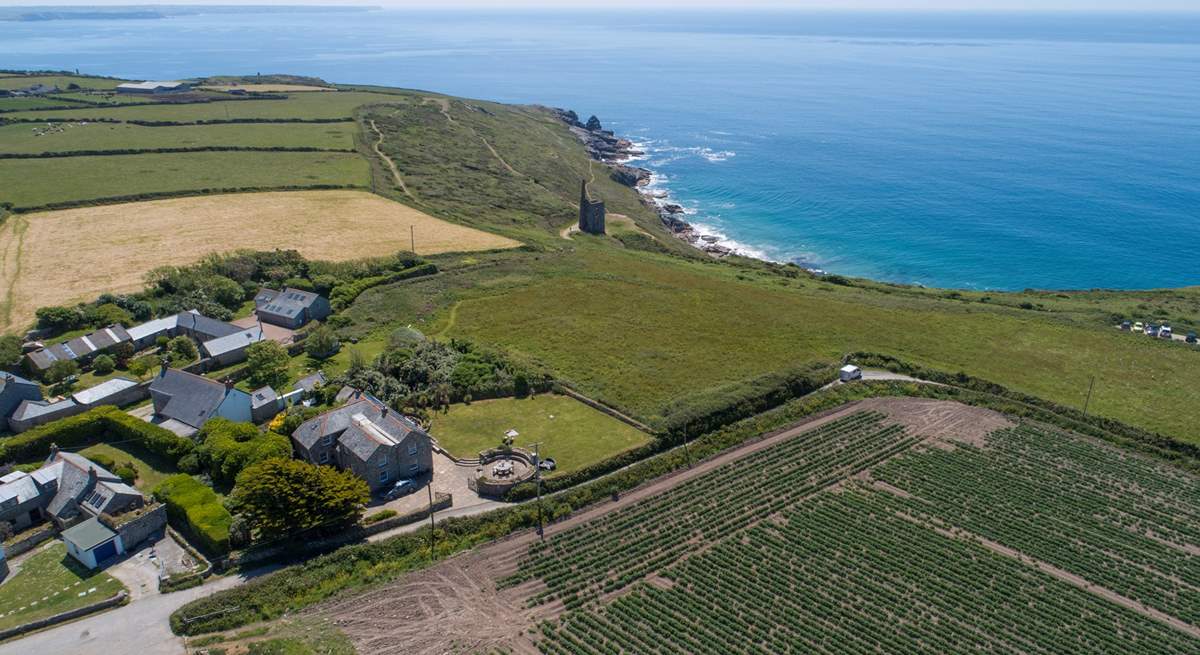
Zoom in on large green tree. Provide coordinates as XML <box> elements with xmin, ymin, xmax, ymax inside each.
<box><xmin>245</xmin><ymin>340</ymin><xmax>290</xmax><ymax>389</ymax></box>
<box><xmin>230</xmin><ymin>458</ymin><xmax>368</xmax><ymax>541</ymax></box>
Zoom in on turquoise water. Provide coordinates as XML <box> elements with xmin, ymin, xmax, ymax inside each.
<box><xmin>4</xmin><ymin>10</ymin><xmax>1199</xmax><ymax>290</ymax></box>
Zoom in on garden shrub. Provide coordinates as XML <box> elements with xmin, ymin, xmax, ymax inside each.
<box><xmin>195</xmin><ymin>419</ymin><xmax>292</xmax><ymax>487</ymax></box>
<box><xmin>363</xmin><ymin>509</ymin><xmax>398</xmax><ymax>525</ymax></box>
<box><xmin>154</xmin><ymin>474</ymin><xmax>232</xmax><ymax>555</ymax></box>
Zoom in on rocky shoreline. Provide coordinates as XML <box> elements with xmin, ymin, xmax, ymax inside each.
<box><xmin>552</xmin><ymin>108</ymin><xmax>734</xmax><ymax>257</ymax></box>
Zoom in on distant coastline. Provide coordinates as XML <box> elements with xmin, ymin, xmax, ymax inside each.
<box><xmin>0</xmin><ymin>5</ymin><xmax>378</xmax><ymax>23</ymax></box>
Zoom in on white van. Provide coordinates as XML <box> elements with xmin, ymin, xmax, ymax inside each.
<box><xmin>839</xmin><ymin>365</ymin><xmax>863</xmax><ymax>382</ymax></box>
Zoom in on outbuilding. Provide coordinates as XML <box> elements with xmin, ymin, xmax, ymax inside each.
<box><xmin>839</xmin><ymin>365</ymin><xmax>863</xmax><ymax>382</ymax></box>
<box><xmin>62</xmin><ymin>517</ymin><xmax>124</xmax><ymax>569</ymax></box>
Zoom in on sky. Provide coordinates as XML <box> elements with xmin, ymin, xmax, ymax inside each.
<box><xmin>0</xmin><ymin>0</ymin><xmax>1196</xmax><ymax>10</ymax></box>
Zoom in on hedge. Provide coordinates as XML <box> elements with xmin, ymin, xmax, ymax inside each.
<box><xmin>328</xmin><ymin>263</ymin><xmax>439</xmax><ymax>310</ymax></box>
<box><xmin>154</xmin><ymin>474</ymin><xmax>232</xmax><ymax>555</ymax></box>
<box><xmin>0</xmin><ymin>146</ymin><xmax>355</xmax><ymax>159</ymax></box>
<box><xmin>0</xmin><ymin>405</ymin><xmax>193</xmax><ymax>465</ymax></box>
<box><xmin>10</xmin><ymin>183</ymin><xmax>365</xmax><ymax>213</ymax></box>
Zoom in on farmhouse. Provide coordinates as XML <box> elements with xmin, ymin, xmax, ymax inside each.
<box><xmin>291</xmin><ymin>391</ymin><xmax>433</xmax><ymax>493</ymax></box>
<box><xmin>116</xmin><ymin>80</ymin><xmax>192</xmax><ymax>94</ymax></box>
<box><xmin>148</xmin><ymin>366</ymin><xmax>252</xmax><ymax>436</ymax></box>
<box><xmin>0</xmin><ymin>450</ymin><xmax>144</xmax><ymax>532</ymax></box>
<box><xmin>254</xmin><ymin>287</ymin><xmax>331</xmax><ymax>329</ymax></box>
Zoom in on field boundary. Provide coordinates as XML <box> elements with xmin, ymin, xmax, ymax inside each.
<box><xmin>0</xmin><ymin>591</ymin><xmax>128</xmax><ymax>643</ymax></box>
<box><xmin>0</xmin><ymin>146</ymin><xmax>355</xmax><ymax>159</ymax></box>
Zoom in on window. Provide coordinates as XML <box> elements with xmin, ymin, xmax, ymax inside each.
<box><xmin>379</xmin><ymin>470</ymin><xmax>389</xmax><ymax>484</ymax></box>
<box><xmin>409</xmin><ymin>464</ymin><xmax>419</xmax><ymax>475</ymax></box>
<box><xmin>408</xmin><ymin>444</ymin><xmax>418</xmax><ymax>456</ymax></box>
<box><xmin>318</xmin><ymin>450</ymin><xmax>329</xmax><ymax>464</ymax></box>
<box><xmin>322</xmin><ymin>435</ymin><xmax>333</xmax><ymax>447</ymax></box>
<box><xmin>379</xmin><ymin>454</ymin><xmax>388</xmax><ymax>467</ymax></box>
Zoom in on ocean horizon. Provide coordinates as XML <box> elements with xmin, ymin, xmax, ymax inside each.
<box><xmin>5</xmin><ymin>8</ymin><xmax>1199</xmax><ymax>290</ymax></box>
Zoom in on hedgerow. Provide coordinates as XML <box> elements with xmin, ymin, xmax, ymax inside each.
<box><xmin>0</xmin><ymin>405</ymin><xmax>193</xmax><ymax>465</ymax></box>
<box><xmin>154</xmin><ymin>474</ymin><xmax>233</xmax><ymax>555</ymax></box>
<box><xmin>328</xmin><ymin>262</ymin><xmax>438</xmax><ymax>310</ymax></box>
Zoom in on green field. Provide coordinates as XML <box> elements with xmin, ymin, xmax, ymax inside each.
<box><xmin>429</xmin><ymin>394</ymin><xmax>652</xmax><ymax>474</ymax></box>
<box><xmin>352</xmin><ymin>244</ymin><xmax>1200</xmax><ymax>441</ymax></box>
<box><xmin>0</xmin><ymin>542</ymin><xmax>126</xmax><ymax>631</ymax></box>
<box><xmin>0</xmin><ymin>121</ymin><xmax>358</xmax><ymax>154</ymax></box>
<box><xmin>0</xmin><ymin>75</ymin><xmax>124</xmax><ymax>91</ymax></box>
<box><xmin>515</xmin><ymin>412</ymin><xmax>1200</xmax><ymax>654</ymax></box>
<box><xmin>0</xmin><ymin>96</ymin><xmax>79</xmax><ymax>112</ymax></box>
<box><xmin>0</xmin><ymin>150</ymin><xmax>369</xmax><ymax>208</ymax></box>
<box><xmin>79</xmin><ymin>441</ymin><xmax>180</xmax><ymax>492</ymax></box>
<box><xmin>3</xmin><ymin>90</ymin><xmax>408</xmax><ymax>123</ymax></box>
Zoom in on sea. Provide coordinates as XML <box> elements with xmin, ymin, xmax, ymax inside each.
<box><xmin>4</xmin><ymin>9</ymin><xmax>1199</xmax><ymax>290</ymax></box>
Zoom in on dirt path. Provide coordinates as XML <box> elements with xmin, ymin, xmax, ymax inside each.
<box><xmin>423</xmin><ymin>96</ymin><xmax>524</xmax><ymax>177</ymax></box>
<box><xmin>368</xmin><ymin>118</ymin><xmax>419</xmax><ymax>203</ymax></box>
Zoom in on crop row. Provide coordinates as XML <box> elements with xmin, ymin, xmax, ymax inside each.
<box><xmin>503</xmin><ymin>411</ymin><xmax>921</xmax><ymax>605</ymax></box>
<box><xmin>872</xmin><ymin>424</ymin><xmax>1200</xmax><ymax>623</ymax></box>
<box><xmin>535</xmin><ymin>489</ymin><xmax>1199</xmax><ymax>654</ymax></box>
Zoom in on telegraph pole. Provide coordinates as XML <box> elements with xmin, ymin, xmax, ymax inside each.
<box><xmin>427</xmin><ymin>467</ymin><xmax>436</xmax><ymax>560</ymax></box>
<box><xmin>1082</xmin><ymin>375</ymin><xmax>1096</xmax><ymax>417</ymax></box>
<box><xmin>410</xmin><ymin>225</ymin><xmax>415</xmax><ymax>254</ymax></box>
<box><xmin>529</xmin><ymin>442</ymin><xmax>544</xmax><ymax>541</ymax></box>
<box><xmin>681</xmin><ymin>433</ymin><xmax>692</xmax><ymax>469</ymax></box>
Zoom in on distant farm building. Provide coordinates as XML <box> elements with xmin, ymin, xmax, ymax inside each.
<box><xmin>116</xmin><ymin>80</ymin><xmax>192</xmax><ymax>94</ymax></box>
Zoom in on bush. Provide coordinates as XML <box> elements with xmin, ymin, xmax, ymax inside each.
<box><xmin>154</xmin><ymin>474</ymin><xmax>232</xmax><ymax>555</ymax></box>
<box><xmin>328</xmin><ymin>263</ymin><xmax>437</xmax><ymax>311</ymax></box>
<box><xmin>114</xmin><ymin>464</ymin><xmax>137</xmax><ymax>485</ymax></box>
<box><xmin>167</xmin><ymin>336</ymin><xmax>199</xmax><ymax>365</ymax></box>
<box><xmin>35</xmin><ymin>305</ymin><xmax>85</xmax><ymax>331</ymax></box>
<box><xmin>230</xmin><ymin>458</ymin><xmax>369</xmax><ymax>542</ymax></box>
<box><xmin>88</xmin><ymin>452</ymin><xmax>117</xmax><ymax>470</ymax></box>
<box><xmin>92</xmin><ymin>354</ymin><xmax>116</xmax><ymax>375</ymax></box>
<box><xmin>0</xmin><ymin>406</ymin><xmax>194</xmax><ymax>466</ymax></box>
<box><xmin>195</xmin><ymin>419</ymin><xmax>292</xmax><ymax>487</ymax></box>
<box><xmin>304</xmin><ymin>326</ymin><xmax>340</xmax><ymax>360</ymax></box>
<box><xmin>245</xmin><ymin>341</ymin><xmax>290</xmax><ymax>389</ymax></box>
<box><xmin>45</xmin><ymin>359</ymin><xmax>79</xmax><ymax>384</ymax></box>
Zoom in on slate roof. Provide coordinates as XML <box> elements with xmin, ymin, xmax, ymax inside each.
<box><xmin>292</xmin><ymin>393</ymin><xmax>425</xmax><ymax>462</ymax></box>
<box><xmin>11</xmin><ymin>398</ymin><xmax>77</xmax><ymax>421</ymax></box>
<box><xmin>61</xmin><ymin>517</ymin><xmax>118</xmax><ymax>551</ymax></box>
<box><xmin>25</xmin><ymin>325</ymin><xmax>132</xmax><ymax>370</ymax></box>
<box><xmin>126</xmin><ymin>314</ymin><xmax>179</xmax><ymax>343</ymax></box>
<box><xmin>0</xmin><ymin>472</ymin><xmax>40</xmax><ymax>507</ymax></box>
<box><xmin>256</xmin><ymin>287</ymin><xmax>322</xmax><ymax>321</ymax></box>
<box><xmin>176</xmin><ymin>310</ymin><xmax>241</xmax><ymax>341</ymax></box>
<box><xmin>293</xmin><ymin>371</ymin><xmax>327</xmax><ymax>393</ymax></box>
<box><xmin>0</xmin><ymin>372</ymin><xmax>39</xmax><ymax>394</ymax></box>
<box><xmin>150</xmin><ymin>369</ymin><xmax>229</xmax><ymax>429</ymax></box>
<box><xmin>72</xmin><ymin>377</ymin><xmax>139</xmax><ymax>406</ymax></box>
<box><xmin>43</xmin><ymin>452</ymin><xmax>125</xmax><ymax>520</ymax></box>
<box><xmin>202</xmin><ymin>325</ymin><xmax>263</xmax><ymax>358</ymax></box>
<box><xmin>251</xmin><ymin>386</ymin><xmax>278</xmax><ymax>410</ymax></box>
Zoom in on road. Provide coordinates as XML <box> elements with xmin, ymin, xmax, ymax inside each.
<box><xmin>0</xmin><ymin>571</ymin><xmax>248</xmax><ymax>655</ymax></box>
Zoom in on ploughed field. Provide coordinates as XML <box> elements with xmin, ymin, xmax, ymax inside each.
<box><xmin>314</xmin><ymin>399</ymin><xmax>1200</xmax><ymax>654</ymax></box>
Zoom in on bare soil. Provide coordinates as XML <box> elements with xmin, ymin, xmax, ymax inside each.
<box><xmin>0</xmin><ymin>190</ymin><xmax>519</xmax><ymax>332</ymax></box>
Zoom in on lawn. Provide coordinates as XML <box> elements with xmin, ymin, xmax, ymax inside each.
<box><xmin>3</xmin><ymin>90</ymin><xmax>409</xmax><ymax>123</ymax></box>
<box><xmin>0</xmin><ymin>96</ymin><xmax>78</xmax><ymax>112</ymax></box>
<box><xmin>428</xmin><ymin>394</ymin><xmax>652</xmax><ymax>475</ymax></box>
<box><xmin>0</xmin><ymin>121</ymin><xmax>358</xmax><ymax>154</ymax></box>
<box><xmin>0</xmin><ymin>542</ymin><xmax>126</xmax><ymax>631</ymax></box>
<box><xmin>0</xmin><ymin>150</ymin><xmax>368</xmax><ymax>209</ymax></box>
<box><xmin>78</xmin><ymin>441</ymin><xmax>180</xmax><ymax>492</ymax></box>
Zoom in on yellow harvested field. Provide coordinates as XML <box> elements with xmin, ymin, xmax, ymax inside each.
<box><xmin>0</xmin><ymin>190</ymin><xmax>520</xmax><ymax>332</ymax></box>
<box><xmin>200</xmin><ymin>84</ymin><xmax>334</xmax><ymax>92</ymax></box>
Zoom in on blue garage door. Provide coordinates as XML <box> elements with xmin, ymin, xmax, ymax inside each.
<box><xmin>92</xmin><ymin>539</ymin><xmax>118</xmax><ymax>564</ymax></box>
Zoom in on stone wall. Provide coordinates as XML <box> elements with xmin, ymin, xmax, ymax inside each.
<box><xmin>1</xmin><ymin>524</ymin><xmax>56</xmax><ymax>559</ymax></box>
<box><xmin>104</xmin><ymin>502</ymin><xmax>167</xmax><ymax>551</ymax></box>
<box><xmin>0</xmin><ymin>591</ymin><xmax>127</xmax><ymax>642</ymax></box>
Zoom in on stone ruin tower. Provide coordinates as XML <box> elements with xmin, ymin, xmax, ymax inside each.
<box><xmin>578</xmin><ymin>179</ymin><xmax>606</xmax><ymax>235</ymax></box>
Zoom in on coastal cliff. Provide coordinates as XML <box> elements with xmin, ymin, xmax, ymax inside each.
<box><xmin>552</xmin><ymin>108</ymin><xmax>732</xmax><ymax>257</ymax></box>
